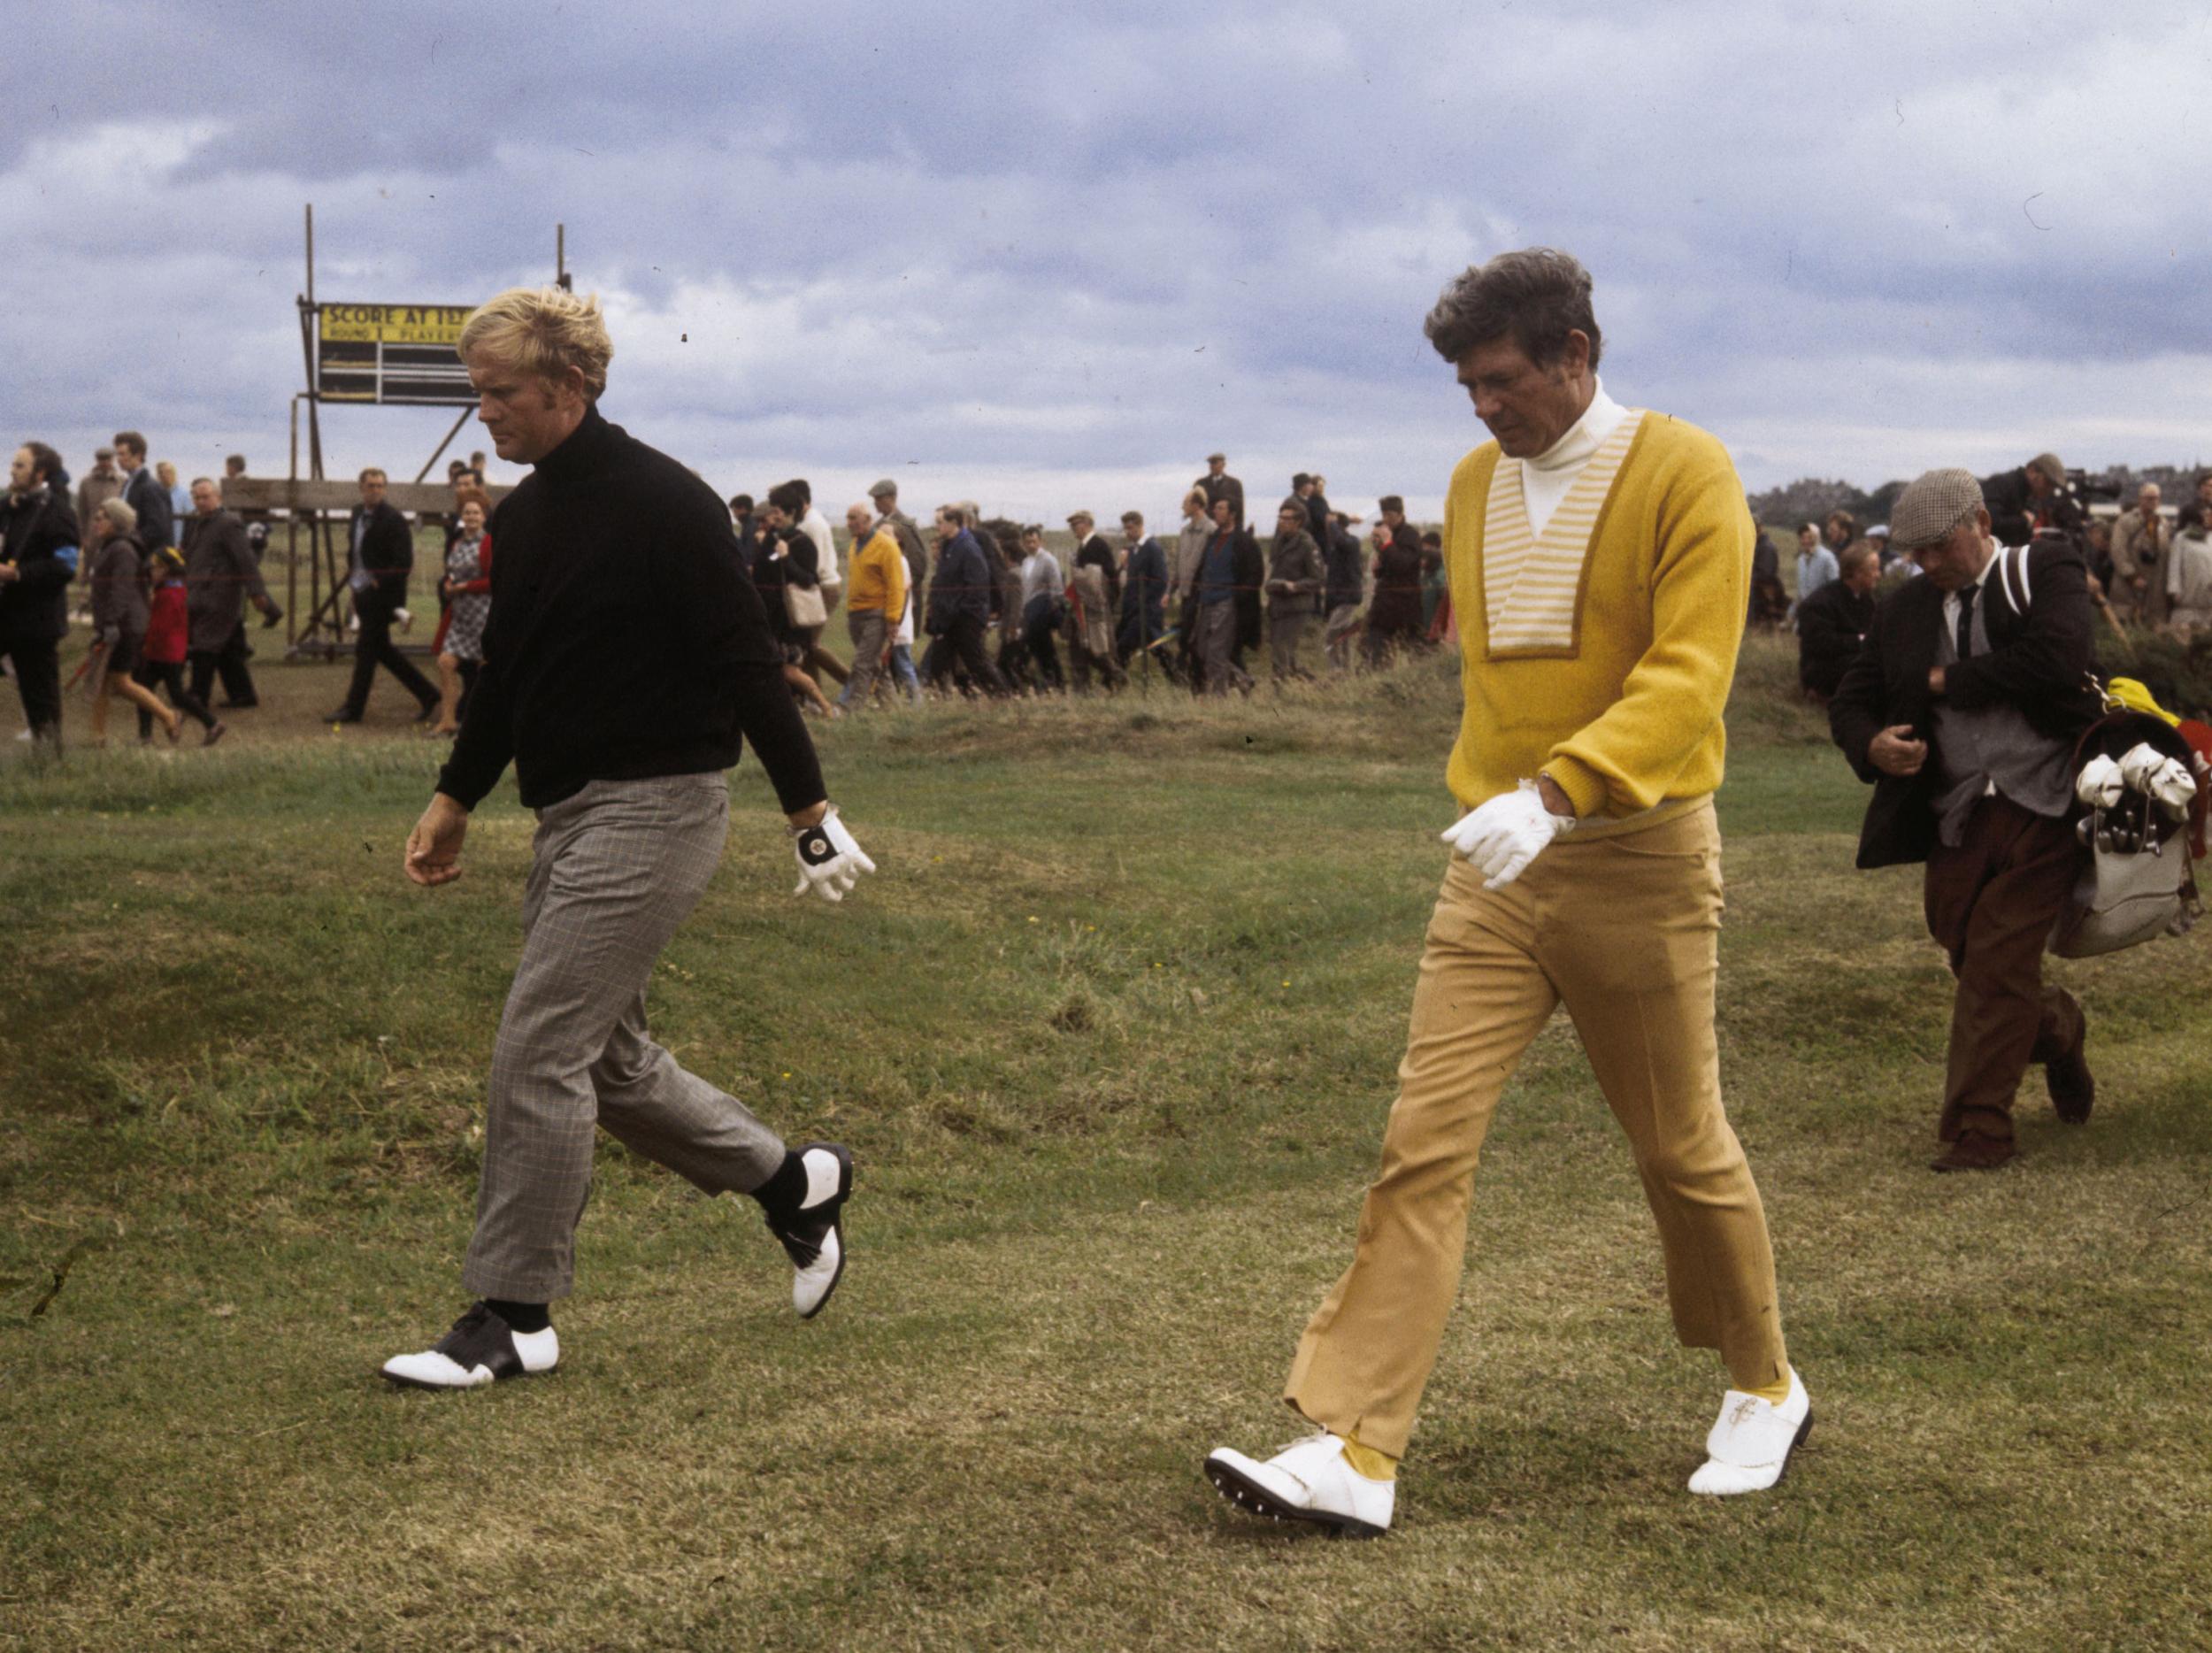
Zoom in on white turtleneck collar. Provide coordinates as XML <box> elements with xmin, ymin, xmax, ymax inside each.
<box><xmin>1528</xmin><ymin>377</ymin><xmax>1628</xmax><ymax>472</ymax></box>
<box><xmin>1518</xmin><ymin>376</ymin><xmax>1632</xmax><ymax>534</ymax></box>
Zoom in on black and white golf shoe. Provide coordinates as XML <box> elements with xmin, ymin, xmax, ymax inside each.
<box><xmin>767</xmin><ymin>1142</ymin><xmax>853</xmax><ymax>1319</ymax></box>
<box><xmin>380</xmin><ymin>1302</ymin><xmax>559</xmax><ymax>1390</ymax></box>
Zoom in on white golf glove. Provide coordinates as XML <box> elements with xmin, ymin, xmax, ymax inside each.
<box><xmin>2117</xmin><ymin>742</ymin><xmax>2198</xmax><ymax>819</ymax></box>
<box><xmin>1440</xmin><ymin>779</ymin><xmax>1575</xmax><ymax>890</ymax></box>
<box><xmin>2074</xmin><ymin>753</ymin><xmax>2124</xmax><ymax>810</ymax></box>
<box><xmin>791</xmin><ymin>805</ymin><xmax>877</xmax><ymax>902</ymax></box>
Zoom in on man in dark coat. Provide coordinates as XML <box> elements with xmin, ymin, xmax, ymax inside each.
<box><xmin>1322</xmin><ymin>512</ymin><xmax>1364</xmax><ymax>670</ymax></box>
<box><xmin>1</xmin><ymin>441</ymin><xmax>80</xmax><ymax>744</ymax></box>
<box><xmin>328</xmin><ymin>466</ymin><xmax>440</xmax><ymax>723</ymax></box>
<box><xmin>1192</xmin><ymin>496</ymin><xmax>1262</xmax><ymax>694</ymax></box>
<box><xmin>113</xmin><ymin>431</ymin><xmax>173</xmax><ymax>555</ymax></box>
<box><xmin>181</xmin><ymin>476</ymin><xmax>280</xmax><ymax>709</ymax></box>
<box><xmin>1747</xmin><ymin>519</ymin><xmax>1790</xmax><ymax>630</ymax></box>
<box><xmin>921</xmin><ymin>505</ymin><xmax>1006</xmax><ymax>696</ymax></box>
<box><xmin>1794</xmin><ymin>540</ymin><xmax>1878</xmax><ymax>699</ymax></box>
<box><xmin>1194</xmin><ymin>452</ymin><xmax>1245</xmax><ymax>532</ymax></box>
<box><xmin>1978</xmin><ymin>451</ymin><xmax>2064</xmax><ymax>550</ymax></box>
<box><xmin>1115</xmin><ymin>510</ymin><xmax>1170</xmax><ymax>668</ymax></box>
<box><xmin>1296</xmin><ymin>473</ymin><xmax>1332</xmax><ymax>546</ymax></box>
<box><xmin>1363</xmin><ymin>496</ymin><xmax>1426</xmax><ymax>663</ymax></box>
<box><xmin>1829</xmin><ymin>468</ymin><xmax>2103</xmax><ymax>1172</ymax></box>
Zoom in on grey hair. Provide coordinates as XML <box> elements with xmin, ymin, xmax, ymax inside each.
<box><xmin>98</xmin><ymin>497</ymin><xmax>138</xmax><ymax>531</ymax></box>
<box><xmin>1423</xmin><ymin>248</ymin><xmax>1603</xmax><ymax>370</ymax></box>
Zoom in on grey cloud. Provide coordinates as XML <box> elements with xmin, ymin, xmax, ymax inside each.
<box><xmin>12</xmin><ymin>0</ymin><xmax>2212</xmax><ymax>513</ymax></box>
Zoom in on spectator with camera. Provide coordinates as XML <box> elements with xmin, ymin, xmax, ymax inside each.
<box><xmin>2109</xmin><ymin>482</ymin><xmax>2170</xmax><ymax>627</ymax></box>
<box><xmin>1979</xmin><ymin>451</ymin><xmax>2065</xmax><ymax>549</ymax></box>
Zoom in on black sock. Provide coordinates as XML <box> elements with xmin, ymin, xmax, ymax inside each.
<box><xmin>486</xmin><ymin>1298</ymin><xmax>550</xmax><ymax>1334</ymax></box>
<box><xmin>749</xmin><ymin>1150</ymin><xmax>807</xmax><ymax>1225</ymax></box>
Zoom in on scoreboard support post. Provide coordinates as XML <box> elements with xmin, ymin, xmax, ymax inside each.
<box><xmin>280</xmin><ymin>204</ymin><xmax>565</xmax><ymax>657</ymax></box>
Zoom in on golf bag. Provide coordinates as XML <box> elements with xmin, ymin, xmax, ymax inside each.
<box><xmin>2049</xmin><ymin>697</ymin><xmax>2207</xmax><ymax>958</ymax></box>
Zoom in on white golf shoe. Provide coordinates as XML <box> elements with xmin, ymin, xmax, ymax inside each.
<box><xmin>1688</xmin><ymin>1369</ymin><xmax>1811</xmax><ymax>1495</ymax></box>
<box><xmin>1204</xmin><ymin>1433</ymin><xmax>1394</xmax><ymax>1537</ymax></box>
<box><xmin>380</xmin><ymin>1302</ymin><xmax>559</xmax><ymax>1390</ymax></box>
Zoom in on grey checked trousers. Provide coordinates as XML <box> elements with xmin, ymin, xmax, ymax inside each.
<box><xmin>464</xmin><ymin>773</ymin><xmax>787</xmax><ymax>1302</ymax></box>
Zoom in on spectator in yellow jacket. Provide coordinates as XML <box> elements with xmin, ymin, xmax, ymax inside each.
<box><xmin>839</xmin><ymin>503</ymin><xmax>908</xmax><ymax>711</ymax></box>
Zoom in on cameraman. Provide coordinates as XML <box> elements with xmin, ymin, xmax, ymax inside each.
<box><xmin>1979</xmin><ymin>451</ymin><xmax>2066</xmax><ymax>548</ymax></box>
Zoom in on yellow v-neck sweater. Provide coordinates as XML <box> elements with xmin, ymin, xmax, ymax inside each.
<box><xmin>1441</xmin><ymin>412</ymin><xmax>1751</xmax><ymax>828</ymax></box>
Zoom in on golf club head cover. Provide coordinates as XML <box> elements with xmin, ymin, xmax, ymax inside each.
<box><xmin>2117</xmin><ymin>742</ymin><xmax>2197</xmax><ymax>819</ymax></box>
<box><xmin>2075</xmin><ymin>753</ymin><xmax>2124</xmax><ymax>810</ymax></box>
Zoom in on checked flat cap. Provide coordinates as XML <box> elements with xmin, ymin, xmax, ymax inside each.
<box><xmin>867</xmin><ymin>478</ymin><xmax>899</xmax><ymax>498</ymax></box>
<box><xmin>1890</xmin><ymin>468</ymin><xmax>1985</xmax><ymax>552</ymax></box>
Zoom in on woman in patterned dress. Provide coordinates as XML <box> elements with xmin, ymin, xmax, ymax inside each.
<box><xmin>432</xmin><ymin>496</ymin><xmax>492</xmax><ymax>735</ymax></box>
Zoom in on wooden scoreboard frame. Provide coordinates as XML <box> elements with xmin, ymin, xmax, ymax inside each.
<box><xmin>270</xmin><ymin>205</ymin><xmax>567</xmax><ymax>657</ymax></box>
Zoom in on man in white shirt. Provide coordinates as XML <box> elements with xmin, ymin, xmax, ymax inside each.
<box><xmin>1792</xmin><ymin>524</ymin><xmax>1839</xmax><ymax>621</ymax></box>
<box><xmin>792</xmin><ymin>479</ymin><xmax>842</xmax><ymax>612</ymax></box>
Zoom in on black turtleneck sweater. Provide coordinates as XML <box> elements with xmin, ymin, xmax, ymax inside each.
<box><xmin>435</xmin><ymin>407</ymin><xmax>826</xmax><ymax>814</ymax></box>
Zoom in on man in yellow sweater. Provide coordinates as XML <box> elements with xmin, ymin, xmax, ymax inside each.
<box><xmin>1205</xmin><ymin>249</ymin><xmax>1808</xmax><ymax>1537</ymax></box>
<box><xmin>839</xmin><ymin>501</ymin><xmax>908</xmax><ymax>711</ymax></box>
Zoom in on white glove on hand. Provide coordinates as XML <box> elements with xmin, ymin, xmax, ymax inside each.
<box><xmin>2117</xmin><ymin>742</ymin><xmax>2198</xmax><ymax>819</ymax></box>
<box><xmin>791</xmin><ymin>806</ymin><xmax>877</xmax><ymax>903</ymax></box>
<box><xmin>1440</xmin><ymin>780</ymin><xmax>1574</xmax><ymax>890</ymax></box>
<box><xmin>2075</xmin><ymin>753</ymin><xmax>2124</xmax><ymax>810</ymax></box>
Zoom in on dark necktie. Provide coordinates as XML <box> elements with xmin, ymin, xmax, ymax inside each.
<box><xmin>1955</xmin><ymin>583</ymin><xmax>1977</xmax><ymax>662</ymax></box>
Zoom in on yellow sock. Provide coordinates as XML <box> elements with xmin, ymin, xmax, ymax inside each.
<box><xmin>1742</xmin><ymin>1365</ymin><xmax>1794</xmax><ymax>1407</ymax></box>
<box><xmin>1339</xmin><ymin>1431</ymin><xmax>1398</xmax><ymax>1481</ymax></box>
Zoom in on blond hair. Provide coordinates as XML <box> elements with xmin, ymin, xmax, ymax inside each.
<box><xmin>457</xmin><ymin>286</ymin><xmax>614</xmax><ymax>400</ymax></box>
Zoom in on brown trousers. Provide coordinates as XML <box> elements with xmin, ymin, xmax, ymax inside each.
<box><xmin>1923</xmin><ymin>796</ymin><xmax>2084</xmax><ymax>1145</ymax></box>
<box><xmin>1285</xmin><ymin>803</ymin><xmax>1788</xmax><ymax>1458</ymax></box>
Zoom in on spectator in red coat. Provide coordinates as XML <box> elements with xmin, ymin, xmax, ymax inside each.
<box><xmin>138</xmin><ymin>545</ymin><xmax>223</xmax><ymax>743</ymax></box>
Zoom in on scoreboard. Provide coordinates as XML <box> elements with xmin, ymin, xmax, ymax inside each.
<box><xmin>314</xmin><ymin>303</ymin><xmax>475</xmax><ymax>405</ymax></box>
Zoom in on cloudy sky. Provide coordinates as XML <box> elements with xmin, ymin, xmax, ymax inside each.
<box><xmin>7</xmin><ymin>1</ymin><xmax>2207</xmax><ymax>519</ymax></box>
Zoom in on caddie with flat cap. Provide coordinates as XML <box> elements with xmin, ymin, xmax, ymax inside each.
<box><xmin>1828</xmin><ymin>458</ymin><xmax>2103</xmax><ymax>1172</ymax></box>
<box><xmin>1889</xmin><ymin>468</ymin><xmax>1984</xmax><ymax>553</ymax></box>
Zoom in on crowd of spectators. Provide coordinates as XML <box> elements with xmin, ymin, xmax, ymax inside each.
<box><xmin>2</xmin><ymin>434</ymin><xmax>282</xmax><ymax>750</ymax></box>
<box><xmin>28</xmin><ymin>421</ymin><xmax>2201</xmax><ymax>748</ymax></box>
<box><xmin>723</xmin><ymin>457</ymin><xmax>1453</xmax><ymax>714</ymax></box>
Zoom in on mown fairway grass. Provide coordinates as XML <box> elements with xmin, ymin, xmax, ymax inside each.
<box><xmin>2</xmin><ymin>638</ymin><xmax>2208</xmax><ymax>1651</ymax></box>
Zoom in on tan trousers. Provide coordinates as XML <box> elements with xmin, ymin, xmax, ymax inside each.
<box><xmin>1284</xmin><ymin>802</ymin><xmax>1787</xmax><ymax>1458</ymax></box>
